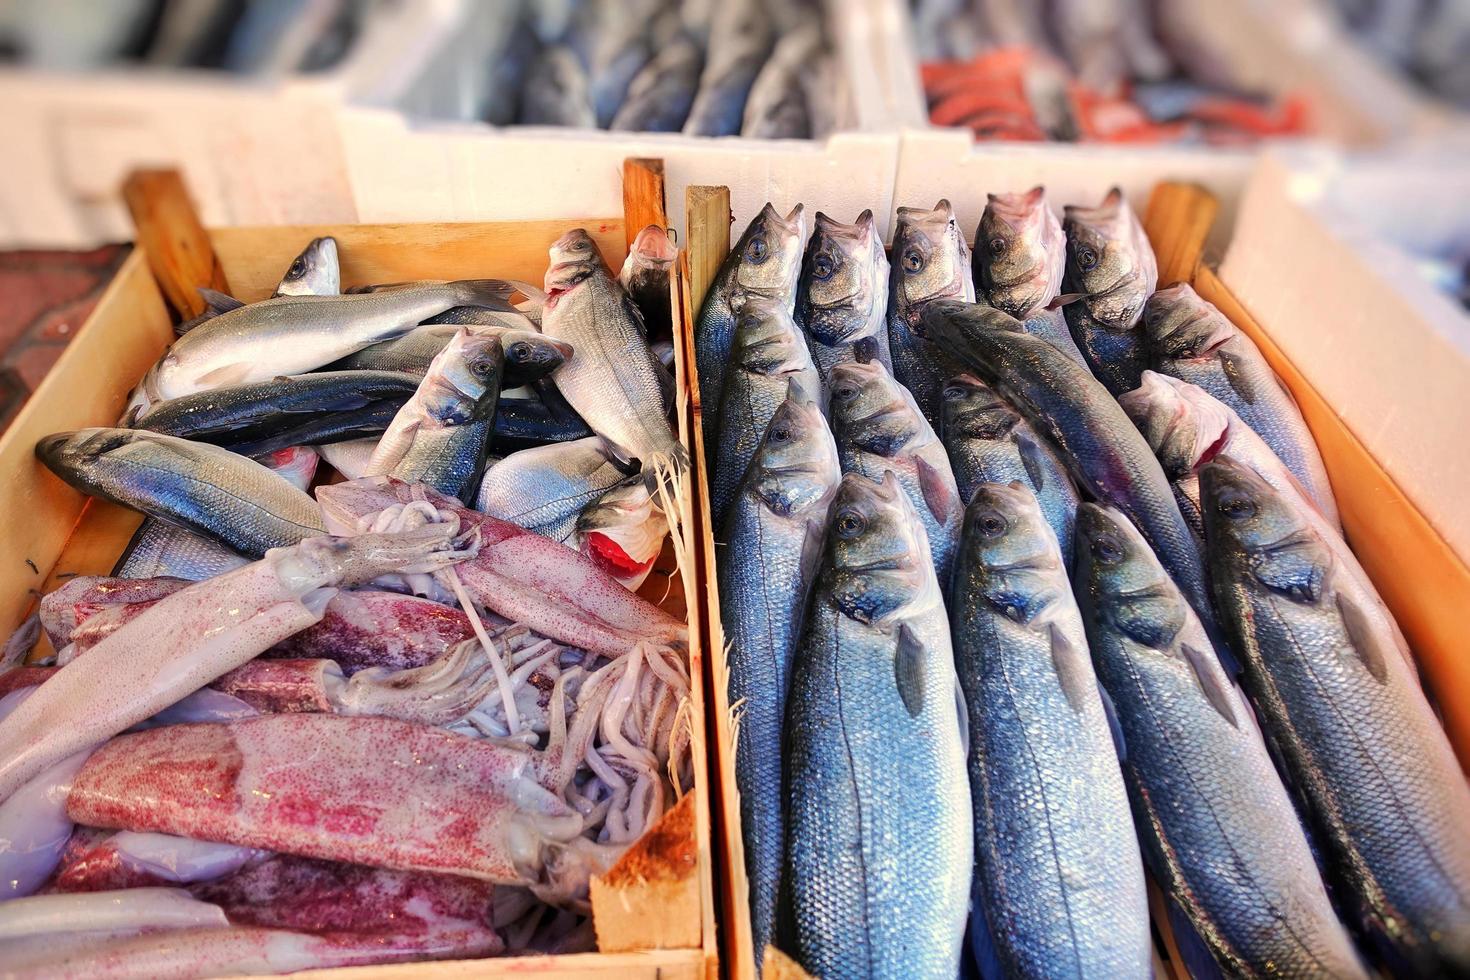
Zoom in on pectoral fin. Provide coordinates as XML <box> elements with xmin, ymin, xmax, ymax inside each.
<box><xmin>1336</xmin><ymin>590</ymin><xmax>1390</xmax><ymax>685</ymax></box>
<box><xmin>916</xmin><ymin>456</ymin><xmax>959</xmax><ymax>525</ymax></box>
<box><xmin>1048</xmin><ymin>622</ymin><xmax>1091</xmax><ymax>714</ymax></box>
<box><xmin>1182</xmin><ymin>643</ymin><xmax>1239</xmax><ymax>728</ymax></box>
<box><xmin>199</xmin><ymin>287</ymin><xmax>244</xmax><ymax>314</ymax></box>
<box><xmin>196</xmin><ymin>363</ymin><xmax>254</xmax><ymax>388</ymax></box>
<box><xmin>894</xmin><ymin>624</ymin><xmax>927</xmax><ymax>718</ymax></box>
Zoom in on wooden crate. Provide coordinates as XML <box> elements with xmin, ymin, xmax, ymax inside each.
<box><xmin>0</xmin><ymin>212</ymin><xmax>717</xmax><ymax>978</ymax></box>
<box><xmin>680</xmin><ymin>181</ymin><xmax>1470</xmax><ymax>980</ymax></box>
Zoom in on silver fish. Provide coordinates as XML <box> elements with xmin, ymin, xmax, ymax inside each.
<box><xmin>888</xmin><ymin>200</ymin><xmax>975</xmax><ymax>430</ymax></box>
<box><xmin>796</xmin><ymin>209</ymin><xmax>892</xmax><ymax>394</ymax></box>
<box><xmin>784</xmin><ymin>471</ymin><xmax>970</xmax><ymax>979</ymax></box>
<box><xmin>316</xmin><ymin>438</ymin><xmax>377</xmax><ymax>482</ymax></box>
<box><xmin>741</xmin><ymin>23</ymin><xmax>822</xmax><ymax>139</ymax></box>
<box><xmin>572</xmin><ymin>0</ymin><xmax>658</xmax><ymax>128</ymax></box>
<box><xmin>573</xmin><ymin>476</ymin><xmax>669</xmax><ymax>591</ymax></box>
<box><xmin>710</xmin><ymin>296</ymin><xmax>820</xmax><ymax>532</ymax></box>
<box><xmin>952</xmin><ymin>484</ymin><xmax>1149</xmax><ymax>979</ymax></box>
<box><xmin>973</xmin><ymin>187</ymin><xmax>1065</xmax><ymax>319</ymax></box>
<box><xmin>520</xmin><ymin>45</ymin><xmax>597</xmax><ymax>128</ymax></box>
<box><xmin>274</xmin><ymin>236</ymin><xmax>340</xmax><ymax>298</ymax></box>
<box><xmin>1142</xmin><ymin>283</ymin><xmax>1336</xmax><ymax>520</ymax></box>
<box><xmin>828</xmin><ymin>358</ymin><xmax>963</xmax><ymax>587</ymax></box>
<box><xmin>476</xmin><ymin>436</ymin><xmax>628</xmax><ymax>542</ymax></box>
<box><xmin>1075</xmin><ymin>502</ymin><xmax>1366</xmax><ymax>979</ymax></box>
<box><xmin>609</xmin><ymin>31</ymin><xmax>702</xmax><ymax>132</ymax></box>
<box><xmin>682</xmin><ymin>0</ymin><xmax>774</xmax><ymax>136</ymax></box>
<box><xmin>327</xmin><ymin>324</ymin><xmax>570</xmax><ymax>389</ymax></box>
<box><xmin>618</xmin><ymin>225</ymin><xmax>678</xmax><ymax>340</ymax></box>
<box><xmin>36</xmin><ymin>429</ymin><xmax>325</xmax><ymax>558</ymax></box>
<box><xmin>1061</xmin><ymin>188</ymin><xmax>1158</xmax><ymax>397</ymax></box>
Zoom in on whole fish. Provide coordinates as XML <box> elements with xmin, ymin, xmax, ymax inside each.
<box><xmin>475</xmin><ymin>436</ymin><xmax>628</xmax><ymax>542</ymax></box>
<box><xmin>828</xmin><ymin>357</ymin><xmax>962</xmax><ymax>605</ymax></box>
<box><xmin>796</xmin><ymin>209</ymin><xmax>892</xmax><ymax>393</ymax></box>
<box><xmin>618</xmin><ymin>225</ymin><xmax>678</xmax><ymax>341</ymax></box>
<box><xmin>682</xmin><ymin>0</ymin><xmax>774</xmax><ymax>136</ymax></box>
<box><xmin>741</xmin><ymin>24</ymin><xmax>821</xmax><ymax>139</ymax></box>
<box><xmin>367</xmin><ymin>329</ymin><xmax>504</xmax><ymax>501</ymax></box>
<box><xmin>719</xmin><ymin>395</ymin><xmax>838</xmax><ymax>971</ymax></box>
<box><xmin>274</xmin><ymin>236</ymin><xmax>340</xmax><ymax>297</ymax></box>
<box><xmin>573</xmin><ymin>476</ymin><xmax>669</xmax><ymax>591</ymax></box>
<box><xmin>1202</xmin><ymin>458</ymin><xmax>1470</xmax><ymax>976</ymax></box>
<box><xmin>694</xmin><ymin>202</ymin><xmax>805</xmax><ymax>457</ymax></box>
<box><xmin>710</xmin><ymin>296</ymin><xmax>820</xmax><ymax>531</ymax></box>
<box><xmin>888</xmin><ymin>200</ymin><xmax>975</xmax><ymax>430</ymax></box>
<box><xmin>520</xmin><ymin>45</ymin><xmax>597</xmax><ymax>127</ymax></box>
<box><xmin>1142</xmin><ymin>283</ymin><xmax>1336</xmax><ymax>519</ymax></box>
<box><xmin>541</xmin><ymin>229</ymin><xmax>683</xmax><ymax>472</ymax></box>
<box><xmin>922</xmin><ymin>300</ymin><xmax>1214</xmax><ymax>630</ymax></box>
<box><xmin>951</xmin><ymin>484</ymin><xmax>1149</xmax><ymax>979</ymax></box>
<box><xmin>1074</xmin><ymin>502</ymin><xmax>1367</xmax><ymax>979</ymax></box>
<box><xmin>973</xmin><ymin>187</ymin><xmax>1065</xmax><ymax>319</ymax></box>
<box><xmin>490</xmin><ymin>386</ymin><xmax>594</xmax><ymax>453</ymax></box>
<box><xmin>784</xmin><ymin>471</ymin><xmax>970</xmax><ymax>979</ymax></box>
<box><xmin>326</xmin><ymin>325</ymin><xmax>570</xmax><ymax>388</ymax></box>
<box><xmin>940</xmin><ymin>374</ymin><xmax>1078</xmax><ymax>566</ymax></box>
<box><xmin>1061</xmin><ymin>188</ymin><xmax>1158</xmax><ymax>397</ymax></box>
<box><xmin>610</xmin><ymin>32</ymin><xmax>703</xmax><ymax>132</ymax></box>
<box><xmin>36</xmin><ymin>429</ymin><xmax>325</xmax><ymax>558</ymax></box>
<box><xmin>132</xmin><ymin>280</ymin><xmax>514</xmax><ymax>412</ymax></box>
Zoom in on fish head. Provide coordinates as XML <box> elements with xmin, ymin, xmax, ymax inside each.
<box><xmin>747</xmin><ymin>396</ymin><xmax>840</xmax><ymax>519</ymax></box>
<box><xmin>1117</xmin><ymin>371</ymin><xmax>1232</xmax><ymax>480</ymax></box>
<box><xmin>1200</xmin><ymin>456</ymin><xmax>1331</xmax><ymax>601</ymax></box>
<box><xmin>976</xmin><ymin>187</ymin><xmax>1064</xmax><ymax>317</ymax></box>
<box><xmin>276</xmin><ymin>236</ymin><xmax>340</xmax><ymax>297</ymax></box>
<box><xmin>893</xmin><ymin>199</ymin><xmax>972</xmax><ymax>312</ymax></box>
<box><xmin>828</xmin><ymin>359</ymin><xmax>925</xmax><ymax>458</ymax></box>
<box><xmin>1063</xmin><ymin>188</ymin><xmax>1154</xmax><ymax>324</ymax></box>
<box><xmin>545</xmin><ymin>229</ymin><xmax>605</xmax><ymax>297</ymax></box>
<box><xmin>630</xmin><ymin>224</ymin><xmax>678</xmax><ymax>272</ymax></box>
<box><xmin>732</xmin><ymin>297</ymin><xmax>810</xmax><ymax>376</ymax></box>
<box><xmin>574</xmin><ymin>477</ymin><xmax>668</xmax><ymax>585</ymax></box>
<box><xmin>500</xmin><ymin>329</ymin><xmax>572</xmax><ymax>382</ymax></box>
<box><xmin>823</xmin><ymin>471</ymin><xmax>935</xmax><ymax>626</ymax></box>
<box><xmin>802</xmin><ymin>210</ymin><xmax>879</xmax><ymax>314</ymax></box>
<box><xmin>1074</xmin><ymin>503</ymin><xmax>1187</xmax><ymax>649</ymax></box>
<box><xmin>940</xmin><ymin>374</ymin><xmax>1020</xmax><ymax>444</ymax></box>
<box><xmin>423</xmin><ymin>330</ymin><xmax>505</xmax><ymax>424</ymax></box>
<box><xmin>36</xmin><ymin>428</ymin><xmax>137</xmax><ymax>490</ymax></box>
<box><xmin>961</xmin><ymin>482</ymin><xmax>1066</xmax><ymax>621</ymax></box>
<box><xmin>734</xmin><ymin>203</ymin><xmax>806</xmax><ymax>297</ymax></box>
<box><xmin>1141</xmin><ymin>283</ymin><xmax>1237</xmax><ymax>361</ymax></box>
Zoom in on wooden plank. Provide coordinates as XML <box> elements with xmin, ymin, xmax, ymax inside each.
<box><xmin>593</xmin><ymin>794</ymin><xmax>701</xmax><ymax>951</ymax></box>
<box><xmin>1143</xmin><ymin>182</ymin><xmax>1219</xmax><ymax>287</ymax></box>
<box><xmin>683</xmin><ymin>186</ymin><xmax>732</xmax><ymax>372</ymax></box>
<box><xmin>121</xmin><ymin>169</ymin><xmax>230</xmax><ymax>318</ymax></box>
<box><xmin>623</xmin><ymin>159</ymin><xmax>668</xmax><ymax>248</ymax></box>
<box><xmin>298</xmin><ymin>949</ymin><xmax>702</xmax><ymax>979</ymax></box>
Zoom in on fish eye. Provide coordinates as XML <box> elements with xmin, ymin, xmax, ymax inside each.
<box><xmin>768</xmin><ymin>423</ymin><xmax>792</xmax><ymax>444</ymax></box>
<box><xmin>902</xmin><ymin>249</ymin><xmax>924</xmax><ymax>274</ymax></box>
<box><xmin>942</xmin><ymin>383</ymin><xmax>967</xmax><ymax>401</ymax></box>
<box><xmin>834</xmin><ymin>508</ymin><xmax>866</xmax><ymax>538</ymax></box>
<box><xmin>1091</xmin><ymin>534</ymin><xmax>1124</xmax><ymax>564</ymax></box>
<box><xmin>987</xmin><ymin>236</ymin><xmax>1007</xmax><ymax>257</ymax></box>
<box><xmin>470</xmin><ymin>358</ymin><xmax>495</xmax><ymax>379</ymax></box>
<box><xmin>1075</xmin><ymin>244</ymin><xmax>1099</xmax><ymax>272</ymax></box>
<box><xmin>812</xmin><ymin>253</ymin><xmax>835</xmax><ymax>280</ymax></box>
<box><xmin>746</xmin><ymin>236</ymin><xmax>769</xmax><ymax>264</ymax></box>
<box><xmin>509</xmin><ymin>342</ymin><xmax>532</xmax><ymax>360</ymax></box>
<box><xmin>977</xmin><ymin>510</ymin><xmax>1007</xmax><ymax>538</ymax></box>
<box><xmin>1217</xmin><ymin>492</ymin><xmax>1256</xmax><ymax>521</ymax></box>
<box><xmin>832</xmin><ymin>382</ymin><xmax>860</xmax><ymax>402</ymax></box>
<box><xmin>571</xmin><ymin>237</ymin><xmax>589</xmax><ymax>251</ymax></box>
<box><xmin>289</xmin><ymin>258</ymin><xmax>305</xmax><ymax>277</ymax></box>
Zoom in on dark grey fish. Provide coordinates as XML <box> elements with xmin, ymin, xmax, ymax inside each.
<box><xmin>1203</xmin><ymin>458</ymin><xmax>1470</xmax><ymax>976</ymax></box>
<box><xmin>952</xmin><ymin>484</ymin><xmax>1148</xmax><ymax>979</ymax></box>
<box><xmin>1075</xmin><ymin>502</ymin><xmax>1366</xmax><ymax>979</ymax></box>
<box><xmin>520</xmin><ymin>45</ymin><xmax>597</xmax><ymax>127</ymax></box>
<box><xmin>325</xmin><ymin>324</ymin><xmax>570</xmax><ymax>388</ymax></box>
<box><xmin>682</xmin><ymin>0</ymin><xmax>774</xmax><ymax>136</ymax></box>
<box><xmin>610</xmin><ymin>32</ymin><xmax>702</xmax><ymax>132</ymax></box>
<box><xmin>797</xmin><ymin>209</ymin><xmax>892</xmax><ymax>395</ymax></box>
<box><xmin>618</xmin><ymin>225</ymin><xmax>678</xmax><ymax>341</ymax></box>
<box><xmin>36</xmin><ymin>428</ymin><xmax>325</xmax><ymax>558</ymax></box>
<box><xmin>571</xmin><ymin>0</ymin><xmax>659</xmax><ymax>128</ymax></box>
<box><xmin>490</xmin><ymin>387</ymin><xmax>593</xmax><ymax>454</ymax></box>
<box><xmin>741</xmin><ymin>24</ymin><xmax>821</xmax><ymax>139</ymax></box>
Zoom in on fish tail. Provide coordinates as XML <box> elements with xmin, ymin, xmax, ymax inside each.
<box><xmin>450</xmin><ymin>279</ymin><xmax>519</xmax><ymax>309</ymax></box>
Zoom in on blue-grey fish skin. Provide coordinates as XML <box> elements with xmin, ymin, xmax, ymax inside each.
<box><xmin>114</xmin><ymin>519</ymin><xmax>248</xmax><ymax>581</ymax></box>
<box><xmin>1202</xmin><ymin>459</ymin><xmax>1470</xmax><ymax>976</ymax></box>
<box><xmin>610</xmin><ymin>34</ymin><xmax>702</xmax><ymax>132</ymax></box>
<box><xmin>940</xmin><ymin>374</ymin><xmax>1078</xmax><ymax>568</ymax></box>
<box><xmin>923</xmin><ymin>299</ymin><xmax>1216</xmax><ymax>634</ymax></box>
<box><xmin>717</xmin><ymin>397</ymin><xmax>839</xmax><ymax>972</ymax></box>
<box><xmin>1023</xmin><ymin>307</ymin><xmax>1089</xmax><ymax>368</ymax></box>
<box><xmin>796</xmin><ymin>210</ymin><xmax>892</xmax><ymax>399</ymax></box>
<box><xmin>682</xmin><ymin>0</ymin><xmax>773</xmax><ymax>136</ymax></box>
<box><xmin>784</xmin><ymin>473</ymin><xmax>970</xmax><ymax>980</ymax></box>
<box><xmin>1075</xmin><ymin>502</ymin><xmax>1368</xmax><ymax>979</ymax></box>
<box><xmin>951</xmin><ymin>483</ymin><xmax>1150</xmax><ymax>980</ymax></box>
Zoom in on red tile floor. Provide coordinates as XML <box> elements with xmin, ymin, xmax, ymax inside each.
<box><xmin>0</xmin><ymin>245</ymin><xmax>131</xmax><ymax>432</ymax></box>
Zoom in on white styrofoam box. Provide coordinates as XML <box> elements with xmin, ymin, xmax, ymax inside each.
<box><xmin>1220</xmin><ymin>148</ymin><xmax>1470</xmax><ymax>563</ymax></box>
<box><xmin>0</xmin><ymin>70</ymin><xmax>358</xmax><ymax>247</ymax></box>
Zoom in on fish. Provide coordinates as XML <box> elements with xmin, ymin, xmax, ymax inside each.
<box><xmin>571</xmin><ymin>0</ymin><xmax>658</xmax><ymax>128</ymax></box>
<box><xmin>1074</xmin><ymin>502</ymin><xmax>1367</xmax><ymax>979</ymax></box>
<box><xmin>273</xmin><ymin>236</ymin><xmax>340</xmax><ymax>298</ymax></box>
<box><xmin>710</xmin><ymin>296</ymin><xmax>820</xmax><ymax>531</ymax></box>
<box><xmin>888</xmin><ymin>200</ymin><xmax>976</xmax><ymax>429</ymax></box>
<box><xmin>132</xmin><ymin>280</ymin><xmax>515</xmax><ymax>412</ymax></box>
<box><xmin>922</xmin><ymin>299</ymin><xmax>1215</xmax><ymax>631</ymax></box>
<box><xmin>694</xmin><ymin>202</ymin><xmax>805</xmax><ymax>458</ymax></box>
<box><xmin>1060</xmin><ymin>188</ymin><xmax>1158</xmax><ymax>397</ymax></box>
<box><xmin>174</xmin><ymin>288</ymin><xmax>245</xmax><ymax>337</ymax></box>
<box><xmin>367</xmin><ymin>329</ymin><xmax>504</xmax><ymax>501</ymax></box>
<box><xmin>682</xmin><ymin>0</ymin><xmax>774</xmax><ymax>136</ymax></box>
<box><xmin>610</xmin><ymin>32</ymin><xmax>703</xmax><ymax>132</ymax></box>
<box><xmin>1142</xmin><ymin>283</ymin><xmax>1336</xmax><ymax>520</ymax></box>
<box><xmin>940</xmin><ymin>374</ymin><xmax>1078</xmax><ymax>566</ymax></box>
<box><xmin>315</xmin><ymin>438</ymin><xmax>378</xmax><ymax>482</ymax></box>
<box><xmin>618</xmin><ymin>225</ymin><xmax>678</xmax><ymax>342</ymax></box>
<box><xmin>573</xmin><ymin>476</ymin><xmax>669</xmax><ymax>591</ymax></box>
<box><xmin>1202</xmin><ymin>457</ymin><xmax>1470</xmax><ymax>976</ymax></box>
<box><xmin>490</xmin><ymin>385</ymin><xmax>594</xmax><ymax>453</ymax></box>
<box><xmin>36</xmin><ymin>428</ymin><xmax>325</xmax><ymax>558</ymax></box>
<box><xmin>828</xmin><ymin>356</ymin><xmax>962</xmax><ymax>604</ymax></box>
<box><xmin>796</xmin><ymin>209</ymin><xmax>892</xmax><ymax>394</ymax></box>
<box><xmin>326</xmin><ymin>325</ymin><xmax>571</xmax><ymax>388</ymax></box>
<box><xmin>475</xmin><ymin>436</ymin><xmax>629</xmax><ymax>542</ymax></box>
<box><xmin>741</xmin><ymin>23</ymin><xmax>822</xmax><ymax>139</ymax></box>
<box><xmin>719</xmin><ymin>397</ymin><xmax>840</xmax><ymax>970</ymax></box>
<box><xmin>783</xmin><ymin>471</ymin><xmax>970</xmax><ymax>979</ymax></box>
<box><xmin>542</xmin><ymin>229</ymin><xmax>683</xmax><ymax>471</ymax></box>
<box><xmin>950</xmin><ymin>483</ymin><xmax>1149</xmax><ymax>978</ymax></box>
<box><xmin>973</xmin><ymin>187</ymin><xmax>1065</xmax><ymax>319</ymax></box>
<box><xmin>519</xmin><ymin>45</ymin><xmax>597</xmax><ymax>127</ymax></box>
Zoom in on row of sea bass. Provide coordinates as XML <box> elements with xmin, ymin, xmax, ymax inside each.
<box><xmin>0</xmin><ymin>228</ymin><xmax>694</xmax><ymax>975</ymax></box>
<box><xmin>696</xmin><ymin>188</ymin><xmax>1470</xmax><ymax>978</ymax></box>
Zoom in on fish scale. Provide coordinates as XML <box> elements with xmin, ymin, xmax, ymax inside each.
<box><xmin>796</xmin><ymin>209</ymin><xmax>892</xmax><ymax>397</ymax></box>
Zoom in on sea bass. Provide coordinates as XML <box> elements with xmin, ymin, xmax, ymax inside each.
<box><xmin>784</xmin><ymin>471</ymin><xmax>970</xmax><ymax>979</ymax></box>
<box><xmin>1075</xmin><ymin>502</ymin><xmax>1366</xmax><ymax>979</ymax></box>
<box><xmin>610</xmin><ymin>32</ymin><xmax>702</xmax><ymax>133</ymax></box>
<box><xmin>888</xmin><ymin>200</ymin><xmax>975</xmax><ymax>429</ymax></box>
<box><xmin>1061</xmin><ymin>188</ymin><xmax>1158</xmax><ymax>396</ymax></box>
<box><xmin>973</xmin><ymin>186</ymin><xmax>1065</xmax><ymax>319</ymax></box>
<box><xmin>741</xmin><ymin>23</ymin><xmax>822</xmax><ymax>139</ymax></box>
<box><xmin>573</xmin><ymin>476</ymin><xmax>669</xmax><ymax>591</ymax></box>
<box><xmin>475</xmin><ymin>436</ymin><xmax>629</xmax><ymax>542</ymax></box>
<box><xmin>717</xmin><ymin>396</ymin><xmax>839</xmax><ymax>968</ymax></box>
<box><xmin>274</xmin><ymin>236</ymin><xmax>340</xmax><ymax>297</ymax></box>
<box><xmin>1203</xmin><ymin>458</ymin><xmax>1470</xmax><ymax>976</ymax></box>
<box><xmin>951</xmin><ymin>484</ymin><xmax>1149</xmax><ymax>979</ymax></box>
<box><xmin>328</xmin><ymin>325</ymin><xmax>569</xmax><ymax>388</ymax></box>
<box><xmin>618</xmin><ymin>224</ymin><xmax>678</xmax><ymax>341</ymax></box>
<box><xmin>796</xmin><ymin>209</ymin><xmax>892</xmax><ymax>393</ymax></box>
<box><xmin>682</xmin><ymin>0</ymin><xmax>774</xmax><ymax>136</ymax></box>
<box><xmin>520</xmin><ymin>46</ymin><xmax>597</xmax><ymax>128</ymax></box>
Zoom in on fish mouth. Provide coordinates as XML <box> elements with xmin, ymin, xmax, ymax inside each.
<box><xmin>845</xmin><ymin>554</ymin><xmax>919</xmax><ymax>575</ymax></box>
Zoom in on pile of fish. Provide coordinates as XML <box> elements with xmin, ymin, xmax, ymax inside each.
<box><xmin>1329</xmin><ymin>0</ymin><xmax>1470</xmax><ymax>108</ymax></box>
<box><xmin>697</xmin><ymin>188</ymin><xmax>1470</xmax><ymax>977</ymax></box>
<box><xmin>0</xmin><ymin>223</ymin><xmax>694</xmax><ymax>976</ymax></box>
<box><xmin>911</xmin><ymin>0</ymin><xmax>1308</xmax><ymax>144</ymax></box>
